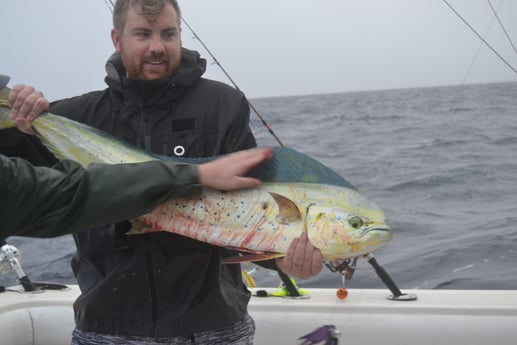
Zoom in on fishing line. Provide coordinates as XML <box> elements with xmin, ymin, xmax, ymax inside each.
<box><xmin>441</xmin><ymin>0</ymin><xmax>517</xmax><ymax>75</ymax></box>
<box><xmin>180</xmin><ymin>17</ymin><xmax>284</xmax><ymax>147</ymax></box>
<box><xmin>487</xmin><ymin>0</ymin><xmax>517</xmax><ymax>56</ymax></box>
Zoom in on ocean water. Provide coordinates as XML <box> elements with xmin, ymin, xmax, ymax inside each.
<box><xmin>1</xmin><ymin>81</ymin><xmax>516</xmax><ymax>291</ymax></box>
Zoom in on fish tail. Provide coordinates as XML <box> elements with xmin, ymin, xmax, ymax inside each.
<box><xmin>0</xmin><ymin>85</ymin><xmax>16</xmax><ymax>130</ymax></box>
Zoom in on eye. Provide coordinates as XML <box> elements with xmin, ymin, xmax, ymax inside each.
<box><xmin>162</xmin><ymin>29</ymin><xmax>177</xmax><ymax>40</ymax></box>
<box><xmin>348</xmin><ymin>216</ymin><xmax>363</xmax><ymax>229</ymax></box>
<box><xmin>135</xmin><ymin>31</ymin><xmax>150</xmax><ymax>39</ymax></box>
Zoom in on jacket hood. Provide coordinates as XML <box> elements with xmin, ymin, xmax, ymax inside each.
<box><xmin>104</xmin><ymin>47</ymin><xmax>207</xmax><ymax>90</ymax></box>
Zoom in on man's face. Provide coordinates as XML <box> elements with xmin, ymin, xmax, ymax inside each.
<box><xmin>111</xmin><ymin>3</ymin><xmax>182</xmax><ymax>80</ymax></box>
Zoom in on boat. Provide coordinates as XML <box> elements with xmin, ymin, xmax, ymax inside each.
<box><xmin>2</xmin><ymin>3</ymin><xmax>517</xmax><ymax>344</ymax></box>
<box><xmin>2</xmin><ymin>243</ymin><xmax>517</xmax><ymax>344</ymax></box>
<box><xmin>1</xmin><ymin>280</ymin><xmax>517</xmax><ymax>344</ymax></box>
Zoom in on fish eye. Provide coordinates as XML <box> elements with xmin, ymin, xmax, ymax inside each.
<box><xmin>348</xmin><ymin>216</ymin><xmax>363</xmax><ymax>229</ymax></box>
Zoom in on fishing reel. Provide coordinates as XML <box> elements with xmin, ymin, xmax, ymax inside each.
<box><xmin>0</xmin><ymin>242</ymin><xmax>38</xmax><ymax>292</ymax></box>
<box><xmin>324</xmin><ymin>258</ymin><xmax>358</xmax><ymax>300</ymax></box>
<box><xmin>0</xmin><ymin>241</ymin><xmax>68</xmax><ymax>293</ymax></box>
<box><xmin>0</xmin><ymin>243</ymin><xmax>22</xmax><ymax>277</ymax></box>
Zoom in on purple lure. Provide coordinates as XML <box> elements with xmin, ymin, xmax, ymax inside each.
<box><xmin>299</xmin><ymin>324</ymin><xmax>340</xmax><ymax>345</ymax></box>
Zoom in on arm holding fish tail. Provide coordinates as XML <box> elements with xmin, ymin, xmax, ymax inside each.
<box><xmin>0</xmin><ymin>84</ymin><xmax>56</xmax><ymax>165</ymax></box>
<box><xmin>7</xmin><ymin>84</ymin><xmax>48</xmax><ymax>134</ymax></box>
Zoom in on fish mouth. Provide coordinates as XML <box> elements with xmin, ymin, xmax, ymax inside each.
<box><xmin>361</xmin><ymin>225</ymin><xmax>391</xmax><ymax>234</ymax></box>
<box><xmin>359</xmin><ymin>226</ymin><xmax>393</xmax><ymax>242</ymax></box>
<box><xmin>364</xmin><ymin>226</ymin><xmax>391</xmax><ymax>233</ymax></box>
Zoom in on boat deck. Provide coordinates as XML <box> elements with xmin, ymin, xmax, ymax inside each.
<box><xmin>1</xmin><ymin>285</ymin><xmax>516</xmax><ymax>344</ymax></box>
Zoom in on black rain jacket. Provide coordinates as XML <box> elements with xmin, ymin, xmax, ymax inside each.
<box><xmin>0</xmin><ymin>48</ymin><xmax>264</xmax><ymax>338</ymax></box>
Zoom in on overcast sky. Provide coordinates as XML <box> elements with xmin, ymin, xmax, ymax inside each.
<box><xmin>2</xmin><ymin>0</ymin><xmax>516</xmax><ymax>100</ymax></box>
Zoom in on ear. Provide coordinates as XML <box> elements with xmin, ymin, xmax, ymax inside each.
<box><xmin>111</xmin><ymin>28</ymin><xmax>122</xmax><ymax>52</ymax></box>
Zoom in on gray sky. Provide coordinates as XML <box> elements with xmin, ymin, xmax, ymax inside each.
<box><xmin>2</xmin><ymin>0</ymin><xmax>516</xmax><ymax>100</ymax></box>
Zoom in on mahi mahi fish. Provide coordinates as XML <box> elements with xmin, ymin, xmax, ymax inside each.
<box><xmin>0</xmin><ymin>86</ymin><xmax>392</xmax><ymax>262</ymax></box>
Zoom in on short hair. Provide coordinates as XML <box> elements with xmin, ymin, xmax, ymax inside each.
<box><xmin>113</xmin><ymin>0</ymin><xmax>181</xmax><ymax>33</ymax></box>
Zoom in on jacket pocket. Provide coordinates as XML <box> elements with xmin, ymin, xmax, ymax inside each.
<box><xmin>155</xmin><ymin>132</ymin><xmax>206</xmax><ymax>157</ymax></box>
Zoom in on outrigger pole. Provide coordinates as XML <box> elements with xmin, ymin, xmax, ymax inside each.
<box><xmin>442</xmin><ymin>0</ymin><xmax>517</xmax><ymax>74</ymax></box>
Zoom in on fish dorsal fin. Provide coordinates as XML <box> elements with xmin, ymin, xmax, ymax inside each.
<box><xmin>270</xmin><ymin>192</ymin><xmax>302</xmax><ymax>224</ymax></box>
<box><xmin>248</xmin><ymin>147</ymin><xmax>356</xmax><ymax>189</ymax></box>
<box><xmin>156</xmin><ymin>147</ymin><xmax>356</xmax><ymax>190</ymax></box>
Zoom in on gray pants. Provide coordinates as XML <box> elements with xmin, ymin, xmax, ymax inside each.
<box><xmin>71</xmin><ymin>314</ymin><xmax>255</xmax><ymax>345</ymax></box>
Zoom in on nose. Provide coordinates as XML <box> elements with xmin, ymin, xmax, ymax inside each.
<box><xmin>149</xmin><ymin>35</ymin><xmax>165</xmax><ymax>54</ymax></box>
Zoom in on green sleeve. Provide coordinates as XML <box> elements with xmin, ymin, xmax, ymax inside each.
<box><xmin>0</xmin><ymin>155</ymin><xmax>200</xmax><ymax>239</ymax></box>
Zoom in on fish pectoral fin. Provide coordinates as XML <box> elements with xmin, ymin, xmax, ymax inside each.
<box><xmin>269</xmin><ymin>192</ymin><xmax>302</xmax><ymax>224</ymax></box>
<box><xmin>223</xmin><ymin>252</ymin><xmax>284</xmax><ymax>264</ymax></box>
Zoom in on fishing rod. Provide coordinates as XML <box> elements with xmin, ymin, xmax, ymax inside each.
<box><xmin>442</xmin><ymin>0</ymin><xmax>517</xmax><ymax>75</ymax></box>
<box><xmin>446</xmin><ymin>0</ymin><xmax>500</xmax><ymax>112</ymax></box>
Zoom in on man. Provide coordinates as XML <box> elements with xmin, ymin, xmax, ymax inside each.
<box><xmin>4</xmin><ymin>0</ymin><xmax>323</xmax><ymax>343</ymax></box>
<box><xmin>1</xmin><ymin>148</ymin><xmax>273</xmax><ymax>239</ymax></box>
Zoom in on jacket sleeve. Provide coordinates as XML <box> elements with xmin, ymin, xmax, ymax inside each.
<box><xmin>0</xmin><ymin>155</ymin><xmax>200</xmax><ymax>239</ymax></box>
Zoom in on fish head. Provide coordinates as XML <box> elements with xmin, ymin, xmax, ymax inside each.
<box><xmin>305</xmin><ymin>190</ymin><xmax>392</xmax><ymax>260</ymax></box>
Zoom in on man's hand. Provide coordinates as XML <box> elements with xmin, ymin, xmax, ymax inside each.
<box><xmin>198</xmin><ymin>147</ymin><xmax>273</xmax><ymax>191</ymax></box>
<box><xmin>8</xmin><ymin>84</ymin><xmax>49</xmax><ymax>134</ymax></box>
<box><xmin>276</xmin><ymin>232</ymin><xmax>323</xmax><ymax>279</ymax></box>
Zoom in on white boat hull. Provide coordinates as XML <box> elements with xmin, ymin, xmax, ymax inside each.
<box><xmin>1</xmin><ymin>285</ymin><xmax>516</xmax><ymax>345</ymax></box>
